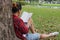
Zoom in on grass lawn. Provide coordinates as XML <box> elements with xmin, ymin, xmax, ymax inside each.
<box><xmin>42</xmin><ymin>4</ymin><xmax>60</xmax><ymax>7</ymax></box>
<box><xmin>22</xmin><ymin>6</ymin><xmax>60</xmax><ymax>40</ymax></box>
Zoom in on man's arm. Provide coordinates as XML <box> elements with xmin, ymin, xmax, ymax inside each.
<box><xmin>28</xmin><ymin>18</ymin><xmax>36</xmax><ymax>33</ymax></box>
<box><xmin>16</xmin><ymin>32</ymin><xmax>27</xmax><ymax>40</ymax></box>
<box><xmin>18</xmin><ymin>19</ymin><xmax>29</xmax><ymax>34</ymax></box>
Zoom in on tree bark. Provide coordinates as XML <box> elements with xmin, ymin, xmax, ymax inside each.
<box><xmin>0</xmin><ymin>0</ymin><xmax>20</xmax><ymax>40</ymax></box>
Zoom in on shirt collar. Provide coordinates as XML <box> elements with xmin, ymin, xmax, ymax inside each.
<box><xmin>13</xmin><ymin>14</ymin><xmax>18</xmax><ymax>17</ymax></box>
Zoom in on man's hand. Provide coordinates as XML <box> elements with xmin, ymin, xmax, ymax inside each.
<box><xmin>27</xmin><ymin>18</ymin><xmax>36</xmax><ymax>33</ymax></box>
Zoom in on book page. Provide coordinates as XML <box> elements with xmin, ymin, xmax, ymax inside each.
<box><xmin>20</xmin><ymin>11</ymin><xmax>32</xmax><ymax>22</ymax></box>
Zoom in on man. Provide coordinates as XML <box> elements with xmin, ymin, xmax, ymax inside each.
<box><xmin>12</xmin><ymin>2</ymin><xmax>59</xmax><ymax>40</ymax></box>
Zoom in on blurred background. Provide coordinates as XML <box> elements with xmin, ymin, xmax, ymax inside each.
<box><xmin>12</xmin><ymin>0</ymin><xmax>60</xmax><ymax>40</ymax></box>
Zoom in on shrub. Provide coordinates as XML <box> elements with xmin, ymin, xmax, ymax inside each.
<box><xmin>19</xmin><ymin>1</ymin><xmax>30</xmax><ymax>5</ymax></box>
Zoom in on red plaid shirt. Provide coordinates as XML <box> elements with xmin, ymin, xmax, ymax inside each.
<box><xmin>13</xmin><ymin>15</ymin><xmax>29</xmax><ymax>40</ymax></box>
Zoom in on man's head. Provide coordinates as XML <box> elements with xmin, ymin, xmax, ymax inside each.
<box><xmin>12</xmin><ymin>2</ymin><xmax>22</xmax><ymax>16</ymax></box>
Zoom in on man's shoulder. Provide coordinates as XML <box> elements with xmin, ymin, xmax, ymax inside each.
<box><xmin>14</xmin><ymin>17</ymin><xmax>23</xmax><ymax>22</ymax></box>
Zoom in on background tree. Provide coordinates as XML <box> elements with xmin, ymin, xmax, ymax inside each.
<box><xmin>44</xmin><ymin>0</ymin><xmax>52</xmax><ymax>3</ymax></box>
<box><xmin>0</xmin><ymin>0</ymin><xmax>20</xmax><ymax>40</ymax></box>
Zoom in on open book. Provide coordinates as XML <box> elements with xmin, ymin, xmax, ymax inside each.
<box><xmin>20</xmin><ymin>11</ymin><xmax>32</xmax><ymax>22</ymax></box>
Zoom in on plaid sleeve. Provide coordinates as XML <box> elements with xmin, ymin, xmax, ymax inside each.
<box><xmin>17</xmin><ymin>18</ymin><xmax>29</xmax><ymax>34</ymax></box>
<box><xmin>14</xmin><ymin>18</ymin><xmax>28</xmax><ymax>40</ymax></box>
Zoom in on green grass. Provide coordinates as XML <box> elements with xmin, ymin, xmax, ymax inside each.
<box><xmin>22</xmin><ymin>6</ymin><xmax>60</xmax><ymax>40</ymax></box>
<box><xmin>42</xmin><ymin>4</ymin><xmax>60</xmax><ymax>7</ymax></box>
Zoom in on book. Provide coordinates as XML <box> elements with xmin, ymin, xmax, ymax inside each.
<box><xmin>20</xmin><ymin>11</ymin><xmax>32</xmax><ymax>22</ymax></box>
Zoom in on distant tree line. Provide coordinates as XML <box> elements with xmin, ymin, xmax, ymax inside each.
<box><xmin>12</xmin><ymin>0</ymin><xmax>60</xmax><ymax>4</ymax></box>
<box><xmin>44</xmin><ymin>0</ymin><xmax>60</xmax><ymax>3</ymax></box>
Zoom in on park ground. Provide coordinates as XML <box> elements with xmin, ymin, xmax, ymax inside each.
<box><xmin>22</xmin><ymin>5</ymin><xmax>60</xmax><ymax>40</ymax></box>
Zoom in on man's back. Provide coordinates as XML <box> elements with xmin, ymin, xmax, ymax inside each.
<box><xmin>13</xmin><ymin>15</ymin><xmax>29</xmax><ymax>40</ymax></box>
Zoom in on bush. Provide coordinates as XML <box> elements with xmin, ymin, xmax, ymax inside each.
<box><xmin>19</xmin><ymin>1</ymin><xmax>30</xmax><ymax>5</ymax></box>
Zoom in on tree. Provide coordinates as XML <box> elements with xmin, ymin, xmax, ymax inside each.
<box><xmin>44</xmin><ymin>0</ymin><xmax>52</xmax><ymax>3</ymax></box>
<box><xmin>0</xmin><ymin>0</ymin><xmax>20</xmax><ymax>40</ymax></box>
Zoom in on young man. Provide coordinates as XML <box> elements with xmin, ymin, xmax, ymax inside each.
<box><xmin>12</xmin><ymin>3</ymin><xmax>59</xmax><ymax>40</ymax></box>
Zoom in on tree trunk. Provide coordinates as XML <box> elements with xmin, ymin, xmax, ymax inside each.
<box><xmin>0</xmin><ymin>0</ymin><xmax>20</xmax><ymax>40</ymax></box>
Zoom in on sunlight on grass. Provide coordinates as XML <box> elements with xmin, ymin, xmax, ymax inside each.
<box><xmin>22</xmin><ymin>6</ymin><xmax>60</xmax><ymax>40</ymax></box>
<box><xmin>42</xmin><ymin>4</ymin><xmax>60</xmax><ymax>6</ymax></box>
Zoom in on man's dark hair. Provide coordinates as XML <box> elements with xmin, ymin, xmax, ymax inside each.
<box><xmin>12</xmin><ymin>2</ymin><xmax>22</xmax><ymax>13</ymax></box>
<box><xmin>17</xmin><ymin>2</ymin><xmax>22</xmax><ymax>10</ymax></box>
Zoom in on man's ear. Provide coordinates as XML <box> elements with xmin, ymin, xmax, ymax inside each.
<box><xmin>18</xmin><ymin>11</ymin><xmax>20</xmax><ymax>16</ymax></box>
<box><xmin>18</xmin><ymin>10</ymin><xmax>20</xmax><ymax>13</ymax></box>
